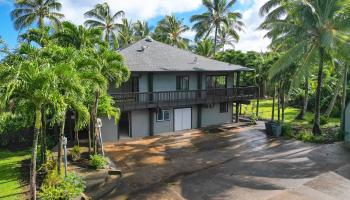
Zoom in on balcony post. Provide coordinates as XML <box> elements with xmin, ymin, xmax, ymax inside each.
<box><xmin>197</xmin><ymin>72</ymin><xmax>202</xmax><ymax>128</ymax></box>
<box><xmin>235</xmin><ymin>72</ymin><xmax>241</xmax><ymax>123</ymax></box>
<box><xmin>148</xmin><ymin>73</ymin><xmax>153</xmax><ymax>103</ymax></box>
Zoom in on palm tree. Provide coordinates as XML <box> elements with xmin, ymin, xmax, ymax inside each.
<box><xmin>217</xmin><ymin>23</ymin><xmax>238</xmax><ymax>50</ymax></box>
<box><xmin>20</xmin><ymin>26</ymin><xmax>52</xmax><ymax>47</ymax></box>
<box><xmin>195</xmin><ymin>38</ymin><xmax>214</xmax><ymax>57</ymax></box>
<box><xmin>118</xmin><ymin>18</ymin><xmax>135</xmax><ymax>48</ymax></box>
<box><xmin>261</xmin><ymin>0</ymin><xmax>350</xmax><ymax>134</ymax></box>
<box><xmin>11</xmin><ymin>0</ymin><xmax>64</xmax><ymax>30</ymax></box>
<box><xmin>153</xmin><ymin>15</ymin><xmax>190</xmax><ymax>49</ymax></box>
<box><xmin>84</xmin><ymin>2</ymin><xmax>124</xmax><ymax>49</ymax></box>
<box><xmin>190</xmin><ymin>0</ymin><xmax>243</xmax><ymax>54</ymax></box>
<box><xmin>54</xmin><ymin>21</ymin><xmax>103</xmax><ymax>49</ymax></box>
<box><xmin>133</xmin><ymin>20</ymin><xmax>151</xmax><ymax>40</ymax></box>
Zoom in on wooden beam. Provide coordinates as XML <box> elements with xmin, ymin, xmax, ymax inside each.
<box><xmin>235</xmin><ymin>72</ymin><xmax>241</xmax><ymax>123</ymax></box>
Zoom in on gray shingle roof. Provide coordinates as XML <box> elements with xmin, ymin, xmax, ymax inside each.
<box><xmin>119</xmin><ymin>38</ymin><xmax>253</xmax><ymax>72</ymax></box>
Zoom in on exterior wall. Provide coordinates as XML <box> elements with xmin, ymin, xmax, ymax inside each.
<box><xmin>153</xmin><ymin>108</ymin><xmax>174</xmax><ymax>134</ymax></box>
<box><xmin>100</xmin><ymin>117</ymin><xmax>119</xmax><ymax>142</ymax></box>
<box><xmin>201</xmin><ymin>103</ymin><xmax>233</xmax><ymax>127</ymax></box>
<box><xmin>191</xmin><ymin>105</ymin><xmax>198</xmax><ymax>129</ymax></box>
<box><xmin>345</xmin><ymin>103</ymin><xmax>350</xmax><ymax>142</ymax></box>
<box><xmin>131</xmin><ymin>109</ymin><xmax>150</xmax><ymax>138</ymax></box>
<box><xmin>138</xmin><ymin>73</ymin><xmax>149</xmax><ymax>92</ymax></box>
<box><xmin>152</xmin><ymin>72</ymin><xmax>198</xmax><ymax>91</ymax></box>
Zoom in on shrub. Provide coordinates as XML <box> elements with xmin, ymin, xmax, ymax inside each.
<box><xmin>282</xmin><ymin>124</ymin><xmax>293</xmax><ymax>138</ymax></box>
<box><xmin>249</xmin><ymin>113</ymin><xmax>257</xmax><ymax>125</ymax></box>
<box><xmin>310</xmin><ymin>115</ymin><xmax>328</xmax><ymax>125</ymax></box>
<box><xmin>38</xmin><ymin>172</ymin><xmax>85</xmax><ymax>200</ymax></box>
<box><xmin>297</xmin><ymin>130</ymin><xmax>325</xmax><ymax>143</ymax></box>
<box><xmin>70</xmin><ymin>145</ymin><xmax>81</xmax><ymax>161</ymax></box>
<box><xmin>90</xmin><ymin>154</ymin><xmax>108</xmax><ymax>169</ymax></box>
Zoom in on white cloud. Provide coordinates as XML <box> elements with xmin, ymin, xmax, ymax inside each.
<box><xmin>60</xmin><ymin>0</ymin><xmax>202</xmax><ymax>25</ymax></box>
<box><xmin>181</xmin><ymin>29</ymin><xmax>196</xmax><ymax>40</ymax></box>
<box><xmin>234</xmin><ymin>0</ymin><xmax>271</xmax><ymax>52</ymax></box>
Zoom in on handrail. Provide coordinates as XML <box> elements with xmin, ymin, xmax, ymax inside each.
<box><xmin>110</xmin><ymin>86</ymin><xmax>257</xmax><ymax>107</ymax></box>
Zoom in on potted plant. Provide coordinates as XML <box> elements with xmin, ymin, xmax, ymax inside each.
<box><xmin>265</xmin><ymin>121</ymin><xmax>273</xmax><ymax>135</ymax></box>
<box><xmin>271</xmin><ymin>122</ymin><xmax>282</xmax><ymax>137</ymax></box>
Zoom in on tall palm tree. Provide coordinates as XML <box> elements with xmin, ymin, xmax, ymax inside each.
<box><xmin>190</xmin><ymin>0</ymin><xmax>243</xmax><ymax>54</ymax></box>
<box><xmin>261</xmin><ymin>0</ymin><xmax>350</xmax><ymax>134</ymax></box>
<box><xmin>84</xmin><ymin>2</ymin><xmax>124</xmax><ymax>49</ymax></box>
<box><xmin>118</xmin><ymin>18</ymin><xmax>135</xmax><ymax>48</ymax></box>
<box><xmin>217</xmin><ymin>23</ymin><xmax>238</xmax><ymax>50</ymax></box>
<box><xmin>153</xmin><ymin>15</ymin><xmax>189</xmax><ymax>49</ymax></box>
<box><xmin>54</xmin><ymin>21</ymin><xmax>103</xmax><ymax>49</ymax></box>
<box><xmin>11</xmin><ymin>0</ymin><xmax>64</xmax><ymax>30</ymax></box>
<box><xmin>133</xmin><ymin>20</ymin><xmax>150</xmax><ymax>40</ymax></box>
<box><xmin>195</xmin><ymin>38</ymin><xmax>214</xmax><ymax>57</ymax></box>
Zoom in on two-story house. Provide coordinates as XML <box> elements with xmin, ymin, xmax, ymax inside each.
<box><xmin>101</xmin><ymin>37</ymin><xmax>256</xmax><ymax>141</ymax></box>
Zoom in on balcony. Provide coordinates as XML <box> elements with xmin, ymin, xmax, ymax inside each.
<box><xmin>110</xmin><ymin>86</ymin><xmax>258</xmax><ymax>111</ymax></box>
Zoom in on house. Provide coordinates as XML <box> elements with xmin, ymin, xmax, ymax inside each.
<box><xmin>101</xmin><ymin>37</ymin><xmax>256</xmax><ymax>142</ymax></box>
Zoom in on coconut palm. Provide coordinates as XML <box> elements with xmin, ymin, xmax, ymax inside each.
<box><xmin>133</xmin><ymin>20</ymin><xmax>151</xmax><ymax>40</ymax></box>
<box><xmin>20</xmin><ymin>26</ymin><xmax>53</xmax><ymax>47</ymax></box>
<box><xmin>54</xmin><ymin>21</ymin><xmax>103</xmax><ymax>49</ymax></box>
<box><xmin>118</xmin><ymin>18</ymin><xmax>135</xmax><ymax>48</ymax></box>
<box><xmin>153</xmin><ymin>15</ymin><xmax>190</xmax><ymax>49</ymax></box>
<box><xmin>190</xmin><ymin>0</ymin><xmax>243</xmax><ymax>54</ymax></box>
<box><xmin>11</xmin><ymin>0</ymin><xmax>64</xmax><ymax>30</ymax></box>
<box><xmin>261</xmin><ymin>0</ymin><xmax>350</xmax><ymax>134</ymax></box>
<box><xmin>84</xmin><ymin>2</ymin><xmax>124</xmax><ymax>49</ymax></box>
<box><xmin>195</xmin><ymin>38</ymin><xmax>214</xmax><ymax>57</ymax></box>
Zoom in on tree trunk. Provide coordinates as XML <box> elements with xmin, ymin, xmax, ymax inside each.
<box><xmin>272</xmin><ymin>86</ymin><xmax>276</xmax><ymax>121</ymax></box>
<box><xmin>341</xmin><ymin>64</ymin><xmax>348</xmax><ymax>132</ymax></box>
<box><xmin>88</xmin><ymin>113</ymin><xmax>92</xmax><ymax>155</ymax></box>
<box><xmin>75</xmin><ymin>112</ymin><xmax>80</xmax><ymax>147</ymax></box>
<box><xmin>213</xmin><ymin>26</ymin><xmax>218</xmax><ymax>55</ymax></box>
<box><xmin>40</xmin><ymin>108</ymin><xmax>47</xmax><ymax>165</ymax></box>
<box><xmin>325</xmin><ymin>79</ymin><xmax>341</xmax><ymax>118</ymax></box>
<box><xmin>30</xmin><ymin>108</ymin><xmax>41</xmax><ymax>200</ymax></box>
<box><xmin>313</xmin><ymin>48</ymin><xmax>325</xmax><ymax>135</ymax></box>
<box><xmin>281</xmin><ymin>83</ymin><xmax>285</xmax><ymax>123</ymax></box>
<box><xmin>256</xmin><ymin>86</ymin><xmax>260</xmax><ymax>120</ymax></box>
<box><xmin>57</xmin><ymin>115</ymin><xmax>66</xmax><ymax>175</ymax></box>
<box><xmin>296</xmin><ymin>78</ymin><xmax>309</xmax><ymax>120</ymax></box>
<box><xmin>91</xmin><ymin>90</ymin><xmax>100</xmax><ymax>155</ymax></box>
<box><xmin>277</xmin><ymin>84</ymin><xmax>281</xmax><ymax>123</ymax></box>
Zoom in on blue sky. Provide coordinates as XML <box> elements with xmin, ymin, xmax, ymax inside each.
<box><xmin>0</xmin><ymin>0</ymin><xmax>269</xmax><ymax>52</ymax></box>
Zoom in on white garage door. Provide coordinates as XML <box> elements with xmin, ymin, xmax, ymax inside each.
<box><xmin>174</xmin><ymin>108</ymin><xmax>192</xmax><ymax>131</ymax></box>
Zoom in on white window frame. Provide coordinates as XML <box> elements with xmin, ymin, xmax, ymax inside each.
<box><xmin>156</xmin><ymin>109</ymin><xmax>170</xmax><ymax>122</ymax></box>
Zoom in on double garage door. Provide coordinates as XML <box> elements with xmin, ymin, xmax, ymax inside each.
<box><xmin>174</xmin><ymin>108</ymin><xmax>192</xmax><ymax>131</ymax></box>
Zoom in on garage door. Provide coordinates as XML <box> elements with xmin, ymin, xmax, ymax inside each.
<box><xmin>174</xmin><ymin>108</ymin><xmax>192</xmax><ymax>131</ymax></box>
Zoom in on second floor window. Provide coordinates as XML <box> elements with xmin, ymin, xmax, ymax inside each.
<box><xmin>206</xmin><ymin>75</ymin><xmax>227</xmax><ymax>89</ymax></box>
<box><xmin>176</xmin><ymin>76</ymin><xmax>189</xmax><ymax>91</ymax></box>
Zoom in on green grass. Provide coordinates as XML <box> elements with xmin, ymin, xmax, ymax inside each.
<box><xmin>240</xmin><ymin>99</ymin><xmax>340</xmax><ymax>127</ymax></box>
<box><xmin>0</xmin><ymin>149</ymin><xmax>30</xmax><ymax>200</ymax></box>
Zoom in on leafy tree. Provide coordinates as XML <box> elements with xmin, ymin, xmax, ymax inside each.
<box><xmin>84</xmin><ymin>2</ymin><xmax>124</xmax><ymax>49</ymax></box>
<box><xmin>133</xmin><ymin>20</ymin><xmax>151</xmax><ymax>40</ymax></box>
<box><xmin>153</xmin><ymin>15</ymin><xmax>190</xmax><ymax>49</ymax></box>
<box><xmin>118</xmin><ymin>18</ymin><xmax>135</xmax><ymax>48</ymax></box>
<box><xmin>260</xmin><ymin>0</ymin><xmax>350</xmax><ymax>134</ymax></box>
<box><xmin>190</xmin><ymin>0</ymin><xmax>243</xmax><ymax>54</ymax></box>
<box><xmin>11</xmin><ymin>0</ymin><xmax>64</xmax><ymax>30</ymax></box>
<box><xmin>54</xmin><ymin>21</ymin><xmax>103</xmax><ymax>50</ymax></box>
<box><xmin>20</xmin><ymin>26</ymin><xmax>53</xmax><ymax>47</ymax></box>
<box><xmin>195</xmin><ymin>38</ymin><xmax>214</xmax><ymax>57</ymax></box>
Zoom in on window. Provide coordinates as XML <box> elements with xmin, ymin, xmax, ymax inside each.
<box><xmin>176</xmin><ymin>76</ymin><xmax>189</xmax><ymax>91</ymax></box>
<box><xmin>206</xmin><ymin>75</ymin><xmax>227</xmax><ymax>89</ymax></box>
<box><xmin>157</xmin><ymin>109</ymin><xmax>170</xmax><ymax>121</ymax></box>
<box><xmin>220</xmin><ymin>102</ymin><xmax>228</xmax><ymax>113</ymax></box>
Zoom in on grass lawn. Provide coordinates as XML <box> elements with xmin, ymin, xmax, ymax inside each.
<box><xmin>240</xmin><ymin>99</ymin><xmax>340</xmax><ymax>127</ymax></box>
<box><xmin>0</xmin><ymin>149</ymin><xmax>30</xmax><ymax>200</ymax></box>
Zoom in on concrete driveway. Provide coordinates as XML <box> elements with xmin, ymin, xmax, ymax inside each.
<box><xmin>97</xmin><ymin>122</ymin><xmax>350</xmax><ymax>200</ymax></box>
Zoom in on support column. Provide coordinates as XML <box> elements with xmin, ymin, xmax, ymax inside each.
<box><xmin>149</xmin><ymin>109</ymin><xmax>154</xmax><ymax>136</ymax></box>
<box><xmin>197</xmin><ymin>72</ymin><xmax>202</xmax><ymax>128</ymax></box>
<box><xmin>235</xmin><ymin>72</ymin><xmax>241</xmax><ymax>123</ymax></box>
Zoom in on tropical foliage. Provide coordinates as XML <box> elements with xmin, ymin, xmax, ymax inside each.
<box><xmin>190</xmin><ymin>0</ymin><xmax>243</xmax><ymax>53</ymax></box>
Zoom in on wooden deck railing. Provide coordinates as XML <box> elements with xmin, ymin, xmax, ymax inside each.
<box><xmin>110</xmin><ymin>86</ymin><xmax>257</xmax><ymax>111</ymax></box>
